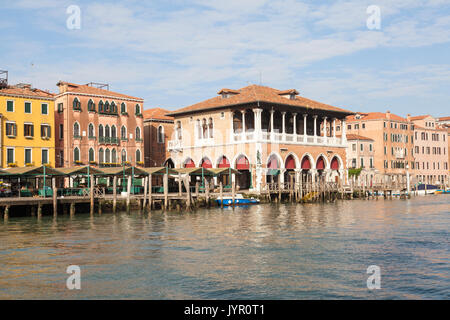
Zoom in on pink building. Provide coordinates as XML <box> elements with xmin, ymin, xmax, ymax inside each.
<box><xmin>410</xmin><ymin>115</ymin><xmax>448</xmax><ymax>184</ymax></box>
<box><xmin>54</xmin><ymin>82</ymin><xmax>144</xmax><ymax>168</ymax></box>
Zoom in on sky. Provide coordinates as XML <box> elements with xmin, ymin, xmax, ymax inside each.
<box><xmin>1</xmin><ymin>0</ymin><xmax>450</xmax><ymax>117</ymax></box>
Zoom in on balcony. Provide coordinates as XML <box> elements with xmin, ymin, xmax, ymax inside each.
<box><xmin>232</xmin><ymin>132</ymin><xmax>344</xmax><ymax>147</ymax></box>
<box><xmin>99</xmin><ymin>136</ymin><xmax>120</xmax><ymax>145</ymax></box>
<box><xmin>395</xmin><ymin>151</ymin><xmax>405</xmax><ymax>159</ymax></box>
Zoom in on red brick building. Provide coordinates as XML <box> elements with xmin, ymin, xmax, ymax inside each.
<box><xmin>143</xmin><ymin>108</ymin><xmax>174</xmax><ymax>167</ymax></box>
<box><xmin>54</xmin><ymin>82</ymin><xmax>144</xmax><ymax>168</ymax></box>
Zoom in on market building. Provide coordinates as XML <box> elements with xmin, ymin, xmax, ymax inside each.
<box><xmin>54</xmin><ymin>82</ymin><xmax>144</xmax><ymax>168</ymax></box>
<box><xmin>165</xmin><ymin>85</ymin><xmax>353</xmax><ymax>192</ymax></box>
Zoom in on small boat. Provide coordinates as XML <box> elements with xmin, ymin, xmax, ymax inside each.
<box><xmin>435</xmin><ymin>189</ymin><xmax>450</xmax><ymax>194</ymax></box>
<box><xmin>414</xmin><ymin>184</ymin><xmax>438</xmax><ymax>196</ymax></box>
<box><xmin>216</xmin><ymin>194</ymin><xmax>260</xmax><ymax>206</ymax></box>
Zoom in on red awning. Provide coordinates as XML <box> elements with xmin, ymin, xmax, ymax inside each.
<box><xmin>301</xmin><ymin>157</ymin><xmax>311</xmax><ymax>170</ymax></box>
<box><xmin>236</xmin><ymin>156</ymin><xmax>250</xmax><ymax>170</ymax></box>
<box><xmin>316</xmin><ymin>157</ymin><xmax>325</xmax><ymax>170</ymax></box>
<box><xmin>201</xmin><ymin>158</ymin><xmax>212</xmax><ymax>168</ymax></box>
<box><xmin>331</xmin><ymin>157</ymin><xmax>339</xmax><ymax>170</ymax></box>
<box><xmin>285</xmin><ymin>156</ymin><xmax>296</xmax><ymax>170</ymax></box>
<box><xmin>218</xmin><ymin>156</ymin><xmax>230</xmax><ymax>168</ymax></box>
<box><xmin>184</xmin><ymin>159</ymin><xmax>195</xmax><ymax>168</ymax></box>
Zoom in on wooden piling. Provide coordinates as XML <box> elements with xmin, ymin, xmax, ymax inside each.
<box><xmin>52</xmin><ymin>176</ymin><xmax>57</xmax><ymax>217</ymax></box>
<box><xmin>232</xmin><ymin>180</ymin><xmax>236</xmax><ymax>208</ymax></box>
<box><xmin>37</xmin><ymin>203</ymin><xmax>42</xmax><ymax>218</ymax></box>
<box><xmin>148</xmin><ymin>174</ymin><xmax>153</xmax><ymax>211</ymax></box>
<box><xmin>178</xmin><ymin>173</ymin><xmax>182</xmax><ymax>196</ymax></box>
<box><xmin>113</xmin><ymin>176</ymin><xmax>117</xmax><ymax>214</ymax></box>
<box><xmin>219</xmin><ymin>181</ymin><xmax>223</xmax><ymax>209</ymax></box>
<box><xmin>90</xmin><ymin>175</ymin><xmax>94</xmax><ymax>215</ymax></box>
<box><xmin>205</xmin><ymin>179</ymin><xmax>210</xmax><ymax>208</ymax></box>
<box><xmin>4</xmin><ymin>206</ymin><xmax>9</xmax><ymax>220</ymax></box>
<box><xmin>70</xmin><ymin>202</ymin><xmax>75</xmax><ymax>217</ymax></box>
<box><xmin>127</xmin><ymin>175</ymin><xmax>132</xmax><ymax>211</ymax></box>
<box><xmin>185</xmin><ymin>176</ymin><xmax>191</xmax><ymax>209</ymax></box>
<box><xmin>143</xmin><ymin>175</ymin><xmax>148</xmax><ymax>209</ymax></box>
<box><xmin>163</xmin><ymin>173</ymin><xmax>169</xmax><ymax>210</ymax></box>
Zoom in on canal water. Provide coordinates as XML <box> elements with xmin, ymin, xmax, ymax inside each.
<box><xmin>0</xmin><ymin>196</ymin><xmax>449</xmax><ymax>299</ymax></box>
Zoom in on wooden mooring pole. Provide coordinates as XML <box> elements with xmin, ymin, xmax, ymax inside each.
<box><xmin>113</xmin><ymin>176</ymin><xmax>117</xmax><ymax>214</ymax></box>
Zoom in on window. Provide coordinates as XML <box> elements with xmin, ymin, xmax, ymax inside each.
<box><xmin>221</xmin><ymin>112</ymin><xmax>225</xmax><ymax>119</ymax></box>
<box><xmin>89</xmin><ymin>148</ymin><xmax>95</xmax><ymax>162</ymax></box>
<box><xmin>136</xmin><ymin>127</ymin><xmax>141</xmax><ymax>140</ymax></box>
<box><xmin>73</xmin><ymin>98</ymin><xmax>81</xmax><ymax>111</ymax></box>
<box><xmin>7</xmin><ymin>148</ymin><xmax>14</xmax><ymax>164</ymax></box>
<box><xmin>121</xmin><ymin>149</ymin><xmax>127</xmax><ymax>163</ymax></box>
<box><xmin>111</xmin><ymin>149</ymin><xmax>117</xmax><ymax>163</ymax></box>
<box><xmin>41</xmin><ymin>149</ymin><xmax>49</xmax><ymax>164</ymax></box>
<box><xmin>24</xmin><ymin>123</ymin><xmax>34</xmax><ymax>137</ymax></box>
<box><xmin>360</xmin><ymin>144</ymin><xmax>363</xmax><ymax>152</ymax></box>
<box><xmin>352</xmin><ymin>158</ymin><xmax>356</xmax><ymax>168</ymax></box>
<box><xmin>73</xmin><ymin>122</ymin><xmax>80</xmax><ymax>137</ymax></box>
<box><xmin>59</xmin><ymin>150</ymin><xmax>64</xmax><ymax>166</ymax></box>
<box><xmin>41</xmin><ymin>124</ymin><xmax>51</xmax><ymax>138</ymax></box>
<box><xmin>57</xmin><ymin>103</ymin><xmax>63</xmax><ymax>113</ymax></box>
<box><xmin>121</xmin><ymin>126</ymin><xmax>127</xmax><ymax>140</ymax></box>
<box><xmin>111</xmin><ymin>125</ymin><xmax>116</xmax><ymax>138</ymax></box>
<box><xmin>88</xmin><ymin>123</ymin><xmax>95</xmax><ymax>137</ymax></box>
<box><xmin>6</xmin><ymin>122</ymin><xmax>17</xmax><ymax>137</ymax></box>
<box><xmin>136</xmin><ymin>149</ymin><xmax>141</xmax><ymax>162</ymax></box>
<box><xmin>7</xmin><ymin>100</ymin><xmax>14</xmax><ymax>112</ymax></box>
<box><xmin>135</xmin><ymin>104</ymin><xmax>141</xmax><ymax>115</ymax></box>
<box><xmin>104</xmin><ymin>101</ymin><xmax>110</xmax><ymax>112</ymax></box>
<box><xmin>121</xmin><ymin>103</ymin><xmax>126</xmax><ymax>114</ymax></box>
<box><xmin>362</xmin><ymin>123</ymin><xmax>365</xmax><ymax>129</ymax></box>
<box><xmin>360</xmin><ymin>158</ymin><xmax>364</xmax><ymax>168</ymax></box>
<box><xmin>208</xmin><ymin>118</ymin><xmax>213</xmax><ymax>138</ymax></box>
<box><xmin>59</xmin><ymin>124</ymin><xmax>63</xmax><ymax>139</ymax></box>
<box><xmin>105</xmin><ymin>125</ymin><xmax>110</xmax><ymax>138</ymax></box>
<box><xmin>25</xmin><ymin>102</ymin><xmax>31</xmax><ymax>113</ymax></box>
<box><xmin>99</xmin><ymin>124</ymin><xmax>104</xmax><ymax>137</ymax></box>
<box><xmin>370</xmin><ymin>158</ymin><xmax>373</xmax><ymax>168</ymax></box>
<box><xmin>105</xmin><ymin>148</ymin><xmax>110</xmax><ymax>163</ymax></box>
<box><xmin>74</xmin><ymin>147</ymin><xmax>80</xmax><ymax>162</ymax></box>
<box><xmin>88</xmin><ymin>99</ymin><xmax>95</xmax><ymax>112</ymax></box>
<box><xmin>176</xmin><ymin>121</ymin><xmax>182</xmax><ymax>140</ymax></box>
<box><xmin>99</xmin><ymin>148</ymin><xmax>104</xmax><ymax>163</ymax></box>
<box><xmin>157</xmin><ymin>126</ymin><xmax>164</xmax><ymax>143</ymax></box>
<box><xmin>41</xmin><ymin>103</ymin><xmax>48</xmax><ymax>115</ymax></box>
<box><xmin>25</xmin><ymin>148</ymin><xmax>32</xmax><ymax>165</ymax></box>
<box><xmin>369</xmin><ymin>144</ymin><xmax>373</xmax><ymax>152</ymax></box>
<box><xmin>98</xmin><ymin>100</ymin><xmax>104</xmax><ymax>112</ymax></box>
<box><xmin>352</xmin><ymin>144</ymin><xmax>356</xmax><ymax>151</ymax></box>
<box><xmin>111</xmin><ymin>102</ymin><xmax>116</xmax><ymax>113</ymax></box>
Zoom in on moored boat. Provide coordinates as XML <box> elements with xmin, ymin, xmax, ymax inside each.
<box><xmin>216</xmin><ymin>194</ymin><xmax>260</xmax><ymax>206</ymax></box>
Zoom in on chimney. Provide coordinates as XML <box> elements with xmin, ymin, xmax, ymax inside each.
<box><xmin>386</xmin><ymin>110</ymin><xmax>391</xmax><ymax>120</ymax></box>
<box><xmin>56</xmin><ymin>81</ymin><xmax>68</xmax><ymax>94</ymax></box>
<box><xmin>407</xmin><ymin>114</ymin><xmax>411</xmax><ymax>122</ymax></box>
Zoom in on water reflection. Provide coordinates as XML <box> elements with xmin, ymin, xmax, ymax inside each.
<box><xmin>0</xmin><ymin>196</ymin><xmax>449</xmax><ymax>299</ymax></box>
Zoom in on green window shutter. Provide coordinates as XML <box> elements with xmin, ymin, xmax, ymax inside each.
<box><xmin>7</xmin><ymin>101</ymin><xmax>13</xmax><ymax>112</ymax></box>
<box><xmin>25</xmin><ymin>102</ymin><xmax>31</xmax><ymax>113</ymax></box>
<box><xmin>41</xmin><ymin>103</ymin><xmax>48</xmax><ymax>114</ymax></box>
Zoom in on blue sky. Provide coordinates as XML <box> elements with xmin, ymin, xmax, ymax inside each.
<box><xmin>1</xmin><ymin>0</ymin><xmax>450</xmax><ymax>117</ymax></box>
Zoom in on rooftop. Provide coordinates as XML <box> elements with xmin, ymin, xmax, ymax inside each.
<box><xmin>56</xmin><ymin>81</ymin><xmax>143</xmax><ymax>102</ymax></box>
<box><xmin>345</xmin><ymin>134</ymin><xmax>374</xmax><ymax>141</ymax></box>
<box><xmin>347</xmin><ymin>112</ymin><xmax>408</xmax><ymax>122</ymax></box>
<box><xmin>0</xmin><ymin>84</ymin><xmax>55</xmax><ymax>99</ymax></box>
<box><xmin>167</xmin><ymin>85</ymin><xmax>353</xmax><ymax>116</ymax></box>
<box><xmin>143</xmin><ymin>107</ymin><xmax>174</xmax><ymax>121</ymax></box>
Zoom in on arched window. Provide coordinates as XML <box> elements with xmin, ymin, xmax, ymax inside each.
<box><xmin>176</xmin><ymin>121</ymin><xmax>182</xmax><ymax>140</ymax></box>
<box><xmin>105</xmin><ymin>148</ymin><xmax>110</xmax><ymax>163</ymax></box>
<box><xmin>111</xmin><ymin>102</ymin><xmax>116</xmax><ymax>113</ymax></box>
<box><xmin>196</xmin><ymin>119</ymin><xmax>201</xmax><ymax>139</ymax></box>
<box><xmin>121</xmin><ymin>103</ymin><xmax>126</xmax><ymax>114</ymax></box>
<box><xmin>73</xmin><ymin>98</ymin><xmax>81</xmax><ymax>110</ymax></box>
<box><xmin>73</xmin><ymin>122</ymin><xmax>80</xmax><ymax>137</ymax></box>
<box><xmin>74</xmin><ymin>147</ymin><xmax>80</xmax><ymax>162</ymax></box>
<box><xmin>111</xmin><ymin>149</ymin><xmax>117</xmax><ymax>163</ymax></box>
<box><xmin>208</xmin><ymin>117</ymin><xmax>213</xmax><ymax>138</ymax></box>
<box><xmin>202</xmin><ymin>118</ymin><xmax>208</xmax><ymax>138</ymax></box>
<box><xmin>121</xmin><ymin>149</ymin><xmax>127</xmax><ymax>163</ymax></box>
<box><xmin>136</xmin><ymin>149</ymin><xmax>141</xmax><ymax>162</ymax></box>
<box><xmin>157</xmin><ymin>125</ymin><xmax>164</xmax><ymax>143</ymax></box>
<box><xmin>111</xmin><ymin>125</ymin><xmax>116</xmax><ymax>138</ymax></box>
<box><xmin>105</xmin><ymin>125</ymin><xmax>110</xmax><ymax>138</ymax></box>
<box><xmin>87</xmin><ymin>99</ymin><xmax>95</xmax><ymax>112</ymax></box>
<box><xmin>104</xmin><ymin>101</ymin><xmax>110</xmax><ymax>113</ymax></box>
<box><xmin>89</xmin><ymin>148</ymin><xmax>94</xmax><ymax>162</ymax></box>
<box><xmin>99</xmin><ymin>124</ymin><xmax>104</xmax><ymax>137</ymax></box>
<box><xmin>135</xmin><ymin>127</ymin><xmax>141</xmax><ymax>140</ymax></box>
<box><xmin>121</xmin><ymin>126</ymin><xmax>127</xmax><ymax>140</ymax></box>
<box><xmin>99</xmin><ymin>148</ymin><xmax>104</xmax><ymax>164</ymax></box>
<box><xmin>135</xmin><ymin>104</ymin><xmax>141</xmax><ymax>115</ymax></box>
<box><xmin>98</xmin><ymin>100</ymin><xmax>104</xmax><ymax>113</ymax></box>
<box><xmin>88</xmin><ymin>123</ymin><xmax>95</xmax><ymax>138</ymax></box>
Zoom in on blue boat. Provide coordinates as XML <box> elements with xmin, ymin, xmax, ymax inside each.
<box><xmin>216</xmin><ymin>194</ymin><xmax>260</xmax><ymax>206</ymax></box>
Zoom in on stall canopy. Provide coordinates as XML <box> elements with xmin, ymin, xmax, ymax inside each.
<box><xmin>141</xmin><ymin>167</ymin><xmax>178</xmax><ymax>175</ymax></box>
<box><xmin>57</xmin><ymin>166</ymin><xmax>104</xmax><ymax>176</ymax></box>
<box><xmin>174</xmin><ymin>167</ymin><xmax>215</xmax><ymax>176</ymax></box>
<box><xmin>3</xmin><ymin>166</ymin><xmax>62</xmax><ymax>176</ymax></box>
<box><xmin>99</xmin><ymin>166</ymin><xmax>148</xmax><ymax>176</ymax></box>
<box><xmin>208</xmin><ymin>168</ymin><xmax>240</xmax><ymax>176</ymax></box>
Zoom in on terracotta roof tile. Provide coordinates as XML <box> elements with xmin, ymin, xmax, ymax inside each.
<box><xmin>347</xmin><ymin>112</ymin><xmax>408</xmax><ymax>122</ymax></box>
<box><xmin>56</xmin><ymin>81</ymin><xmax>143</xmax><ymax>101</ymax></box>
<box><xmin>143</xmin><ymin>108</ymin><xmax>174</xmax><ymax>121</ymax></box>
<box><xmin>410</xmin><ymin>115</ymin><xmax>431</xmax><ymax>121</ymax></box>
<box><xmin>167</xmin><ymin>85</ymin><xmax>353</xmax><ymax>116</ymax></box>
<box><xmin>438</xmin><ymin>116</ymin><xmax>450</xmax><ymax>121</ymax></box>
<box><xmin>0</xmin><ymin>86</ymin><xmax>55</xmax><ymax>99</ymax></box>
<box><xmin>345</xmin><ymin>134</ymin><xmax>374</xmax><ymax>141</ymax></box>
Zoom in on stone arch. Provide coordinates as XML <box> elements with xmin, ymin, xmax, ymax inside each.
<box><xmin>284</xmin><ymin>152</ymin><xmax>300</xmax><ymax>170</ymax></box>
<box><xmin>216</xmin><ymin>155</ymin><xmax>231</xmax><ymax>168</ymax></box>
<box><xmin>164</xmin><ymin>158</ymin><xmax>175</xmax><ymax>168</ymax></box>
<box><xmin>266</xmin><ymin>152</ymin><xmax>283</xmax><ymax>169</ymax></box>
<box><xmin>199</xmin><ymin>156</ymin><xmax>213</xmax><ymax>168</ymax></box>
<box><xmin>300</xmin><ymin>153</ymin><xmax>315</xmax><ymax>170</ymax></box>
<box><xmin>330</xmin><ymin>154</ymin><xmax>343</xmax><ymax>170</ymax></box>
<box><xmin>183</xmin><ymin>157</ymin><xmax>195</xmax><ymax>168</ymax></box>
<box><xmin>232</xmin><ymin>153</ymin><xmax>251</xmax><ymax>170</ymax></box>
<box><xmin>316</xmin><ymin>154</ymin><xmax>329</xmax><ymax>171</ymax></box>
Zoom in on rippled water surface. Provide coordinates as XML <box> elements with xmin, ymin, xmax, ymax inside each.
<box><xmin>0</xmin><ymin>196</ymin><xmax>449</xmax><ymax>299</ymax></box>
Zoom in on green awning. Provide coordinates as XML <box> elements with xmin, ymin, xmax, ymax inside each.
<box><xmin>267</xmin><ymin>169</ymin><xmax>280</xmax><ymax>176</ymax></box>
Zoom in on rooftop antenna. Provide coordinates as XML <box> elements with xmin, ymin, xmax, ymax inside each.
<box><xmin>0</xmin><ymin>70</ymin><xmax>8</xmax><ymax>89</ymax></box>
<box><xmin>86</xmin><ymin>82</ymin><xmax>109</xmax><ymax>91</ymax></box>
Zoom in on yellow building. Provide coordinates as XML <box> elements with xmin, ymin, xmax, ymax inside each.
<box><xmin>0</xmin><ymin>84</ymin><xmax>55</xmax><ymax>168</ymax></box>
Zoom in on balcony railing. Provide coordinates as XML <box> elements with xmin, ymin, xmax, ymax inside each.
<box><xmin>99</xmin><ymin>136</ymin><xmax>120</xmax><ymax>145</ymax></box>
